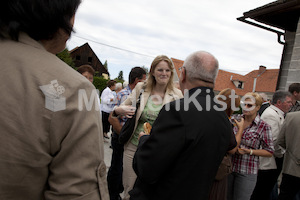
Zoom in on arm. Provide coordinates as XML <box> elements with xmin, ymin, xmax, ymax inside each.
<box><xmin>45</xmin><ymin>81</ymin><xmax>107</xmax><ymax>200</ymax></box>
<box><xmin>238</xmin><ymin>148</ymin><xmax>273</xmax><ymax>157</ymax></box>
<box><xmin>113</xmin><ymin>86</ymin><xmax>140</xmax><ymax>117</ymax></box>
<box><xmin>261</xmin><ymin>113</ymin><xmax>282</xmax><ymax>157</ymax></box>
<box><xmin>100</xmin><ymin>88</ymin><xmax>113</xmax><ymax>104</ymax></box>
<box><xmin>133</xmin><ymin>102</ymin><xmax>185</xmax><ymax>184</ymax></box>
<box><xmin>108</xmin><ymin>112</ymin><xmax>122</xmax><ymax>134</ymax></box>
<box><xmin>258</xmin><ymin>122</ymin><xmax>274</xmax><ymax>157</ymax></box>
<box><xmin>228</xmin><ymin>118</ymin><xmax>244</xmax><ymax>154</ymax></box>
<box><xmin>276</xmin><ymin>115</ymin><xmax>287</xmax><ymax>149</ymax></box>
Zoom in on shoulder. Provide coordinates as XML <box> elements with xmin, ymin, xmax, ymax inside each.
<box><xmin>166</xmin><ymin>87</ymin><xmax>183</xmax><ymax>99</ymax></box>
<box><xmin>171</xmin><ymin>87</ymin><xmax>183</xmax><ymax>97</ymax></box>
<box><xmin>135</xmin><ymin>82</ymin><xmax>146</xmax><ymax>92</ymax></box>
<box><xmin>258</xmin><ymin>118</ymin><xmax>272</xmax><ymax>131</ymax></box>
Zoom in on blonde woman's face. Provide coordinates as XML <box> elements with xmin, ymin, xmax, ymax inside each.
<box><xmin>152</xmin><ymin>61</ymin><xmax>171</xmax><ymax>86</ymax></box>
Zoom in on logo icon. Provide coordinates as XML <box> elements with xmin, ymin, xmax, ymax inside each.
<box><xmin>40</xmin><ymin>80</ymin><xmax>66</xmax><ymax>112</ymax></box>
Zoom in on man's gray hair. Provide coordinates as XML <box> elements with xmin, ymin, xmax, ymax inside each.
<box><xmin>183</xmin><ymin>51</ymin><xmax>219</xmax><ymax>83</ymax></box>
<box><xmin>259</xmin><ymin>93</ymin><xmax>268</xmax><ymax>102</ymax></box>
<box><xmin>115</xmin><ymin>82</ymin><xmax>123</xmax><ymax>90</ymax></box>
<box><xmin>271</xmin><ymin>90</ymin><xmax>292</xmax><ymax>105</ymax></box>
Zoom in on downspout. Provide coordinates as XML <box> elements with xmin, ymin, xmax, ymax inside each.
<box><xmin>252</xmin><ymin>69</ymin><xmax>266</xmax><ymax>92</ymax></box>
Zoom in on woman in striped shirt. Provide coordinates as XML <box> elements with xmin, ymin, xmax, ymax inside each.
<box><xmin>227</xmin><ymin>92</ymin><xmax>274</xmax><ymax>200</ymax></box>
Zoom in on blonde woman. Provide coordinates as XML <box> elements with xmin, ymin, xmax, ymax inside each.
<box><xmin>113</xmin><ymin>55</ymin><xmax>183</xmax><ymax>200</ymax></box>
<box><xmin>227</xmin><ymin>92</ymin><xmax>274</xmax><ymax>200</ymax></box>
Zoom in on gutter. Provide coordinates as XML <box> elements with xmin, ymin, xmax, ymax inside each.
<box><xmin>237</xmin><ymin>16</ymin><xmax>285</xmax><ymax>45</ymax></box>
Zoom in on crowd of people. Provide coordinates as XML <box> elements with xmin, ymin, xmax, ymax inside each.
<box><xmin>1</xmin><ymin>1</ymin><xmax>300</xmax><ymax>200</ymax></box>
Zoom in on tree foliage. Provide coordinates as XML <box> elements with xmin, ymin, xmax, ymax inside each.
<box><xmin>103</xmin><ymin>60</ymin><xmax>108</xmax><ymax>70</ymax></box>
<box><xmin>141</xmin><ymin>66</ymin><xmax>149</xmax><ymax>74</ymax></box>
<box><xmin>116</xmin><ymin>71</ymin><xmax>124</xmax><ymax>82</ymax></box>
<box><xmin>93</xmin><ymin>76</ymin><xmax>108</xmax><ymax>95</ymax></box>
<box><xmin>56</xmin><ymin>48</ymin><xmax>75</xmax><ymax>68</ymax></box>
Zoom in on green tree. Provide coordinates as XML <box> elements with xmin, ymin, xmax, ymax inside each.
<box><xmin>141</xmin><ymin>66</ymin><xmax>149</xmax><ymax>74</ymax></box>
<box><xmin>103</xmin><ymin>60</ymin><xmax>108</xmax><ymax>70</ymax></box>
<box><xmin>93</xmin><ymin>76</ymin><xmax>108</xmax><ymax>95</ymax></box>
<box><xmin>117</xmin><ymin>71</ymin><xmax>124</xmax><ymax>81</ymax></box>
<box><xmin>56</xmin><ymin>48</ymin><xmax>75</xmax><ymax>68</ymax></box>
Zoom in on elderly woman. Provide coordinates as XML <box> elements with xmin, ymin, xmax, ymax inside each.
<box><xmin>227</xmin><ymin>92</ymin><xmax>274</xmax><ymax>200</ymax></box>
<box><xmin>113</xmin><ymin>55</ymin><xmax>183</xmax><ymax>200</ymax></box>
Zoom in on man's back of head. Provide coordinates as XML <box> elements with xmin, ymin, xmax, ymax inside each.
<box><xmin>180</xmin><ymin>51</ymin><xmax>219</xmax><ymax>92</ymax></box>
<box><xmin>288</xmin><ymin>83</ymin><xmax>300</xmax><ymax>101</ymax></box>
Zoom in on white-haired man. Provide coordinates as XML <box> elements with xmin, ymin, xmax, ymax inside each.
<box><xmin>129</xmin><ymin>51</ymin><xmax>233</xmax><ymax>200</ymax></box>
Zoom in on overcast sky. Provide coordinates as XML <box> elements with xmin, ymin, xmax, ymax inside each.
<box><xmin>67</xmin><ymin>0</ymin><xmax>284</xmax><ymax>81</ymax></box>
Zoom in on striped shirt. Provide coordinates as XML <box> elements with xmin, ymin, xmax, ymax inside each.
<box><xmin>231</xmin><ymin>114</ymin><xmax>274</xmax><ymax>174</ymax></box>
<box><xmin>289</xmin><ymin>101</ymin><xmax>300</xmax><ymax>112</ymax></box>
<box><xmin>114</xmin><ymin>85</ymin><xmax>132</xmax><ymax>126</ymax></box>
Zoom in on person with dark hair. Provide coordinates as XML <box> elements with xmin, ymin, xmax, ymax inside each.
<box><xmin>77</xmin><ymin>64</ymin><xmax>95</xmax><ymax>83</ymax></box>
<box><xmin>107</xmin><ymin>67</ymin><xmax>146</xmax><ymax>200</ymax></box>
<box><xmin>101</xmin><ymin>80</ymin><xmax>117</xmax><ymax>139</ymax></box>
<box><xmin>288</xmin><ymin>83</ymin><xmax>300</xmax><ymax>112</ymax></box>
<box><xmin>0</xmin><ymin>0</ymin><xmax>109</xmax><ymax>199</ymax></box>
<box><xmin>251</xmin><ymin>90</ymin><xmax>292</xmax><ymax>200</ymax></box>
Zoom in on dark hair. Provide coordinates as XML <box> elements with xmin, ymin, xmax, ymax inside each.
<box><xmin>271</xmin><ymin>90</ymin><xmax>292</xmax><ymax>105</ymax></box>
<box><xmin>129</xmin><ymin>67</ymin><xmax>146</xmax><ymax>84</ymax></box>
<box><xmin>0</xmin><ymin>0</ymin><xmax>81</xmax><ymax>41</ymax></box>
<box><xmin>107</xmin><ymin>80</ymin><xmax>117</xmax><ymax>88</ymax></box>
<box><xmin>77</xmin><ymin>65</ymin><xmax>95</xmax><ymax>76</ymax></box>
<box><xmin>288</xmin><ymin>83</ymin><xmax>300</xmax><ymax>94</ymax></box>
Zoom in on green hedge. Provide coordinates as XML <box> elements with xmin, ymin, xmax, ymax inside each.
<box><xmin>93</xmin><ymin>77</ymin><xmax>108</xmax><ymax>95</ymax></box>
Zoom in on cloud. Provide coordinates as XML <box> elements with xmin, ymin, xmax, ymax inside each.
<box><xmin>68</xmin><ymin>0</ymin><xmax>283</xmax><ymax>80</ymax></box>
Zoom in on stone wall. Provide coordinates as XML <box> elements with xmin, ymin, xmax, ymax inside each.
<box><xmin>277</xmin><ymin>17</ymin><xmax>300</xmax><ymax>90</ymax></box>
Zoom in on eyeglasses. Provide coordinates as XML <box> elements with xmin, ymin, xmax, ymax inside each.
<box><xmin>242</xmin><ymin>103</ymin><xmax>256</xmax><ymax>108</ymax></box>
<box><xmin>178</xmin><ymin>66</ymin><xmax>185</xmax><ymax>71</ymax></box>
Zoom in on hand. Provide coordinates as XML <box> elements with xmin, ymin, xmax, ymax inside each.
<box><xmin>238</xmin><ymin>148</ymin><xmax>251</xmax><ymax>155</ymax></box>
<box><xmin>138</xmin><ymin>131</ymin><xmax>149</xmax><ymax>141</ymax></box>
<box><xmin>235</xmin><ymin>117</ymin><xmax>244</xmax><ymax>130</ymax></box>
<box><xmin>114</xmin><ymin>105</ymin><xmax>136</xmax><ymax>118</ymax></box>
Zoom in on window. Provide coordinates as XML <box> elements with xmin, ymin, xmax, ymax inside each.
<box><xmin>88</xmin><ymin>57</ymin><xmax>92</xmax><ymax>63</ymax></box>
<box><xmin>237</xmin><ymin>81</ymin><xmax>244</xmax><ymax>89</ymax></box>
<box><xmin>76</xmin><ymin>55</ymin><xmax>81</xmax><ymax>60</ymax></box>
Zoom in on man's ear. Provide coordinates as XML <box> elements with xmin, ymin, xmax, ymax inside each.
<box><xmin>181</xmin><ymin>67</ymin><xmax>187</xmax><ymax>83</ymax></box>
<box><xmin>276</xmin><ymin>99</ymin><xmax>282</xmax><ymax>106</ymax></box>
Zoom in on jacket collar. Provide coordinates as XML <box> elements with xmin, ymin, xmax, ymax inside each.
<box><xmin>18</xmin><ymin>33</ymin><xmax>46</xmax><ymax>51</ymax></box>
<box><xmin>186</xmin><ymin>87</ymin><xmax>214</xmax><ymax>98</ymax></box>
<box><xmin>269</xmin><ymin>105</ymin><xmax>285</xmax><ymax>117</ymax></box>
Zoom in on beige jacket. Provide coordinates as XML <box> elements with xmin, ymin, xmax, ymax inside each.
<box><xmin>277</xmin><ymin>111</ymin><xmax>300</xmax><ymax>178</ymax></box>
<box><xmin>122</xmin><ymin>82</ymin><xmax>183</xmax><ymax>145</ymax></box>
<box><xmin>0</xmin><ymin>34</ymin><xmax>109</xmax><ymax>200</ymax></box>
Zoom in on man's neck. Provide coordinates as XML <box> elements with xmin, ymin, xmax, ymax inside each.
<box><xmin>274</xmin><ymin>104</ymin><xmax>285</xmax><ymax>114</ymax></box>
<box><xmin>129</xmin><ymin>83</ymin><xmax>135</xmax><ymax>91</ymax></box>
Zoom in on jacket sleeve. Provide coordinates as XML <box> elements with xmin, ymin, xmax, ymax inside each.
<box><xmin>44</xmin><ymin>81</ymin><xmax>109</xmax><ymax>200</ymax></box>
<box><xmin>132</xmin><ymin>102</ymin><xmax>185</xmax><ymax>184</ymax></box>
<box><xmin>277</xmin><ymin>115</ymin><xmax>287</xmax><ymax>150</ymax></box>
<box><xmin>261</xmin><ymin>112</ymin><xmax>283</xmax><ymax>157</ymax></box>
<box><xmin>100</xmin><ymin>88</ymin><xmax>113</xmax><ymax>104</ymax></box>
